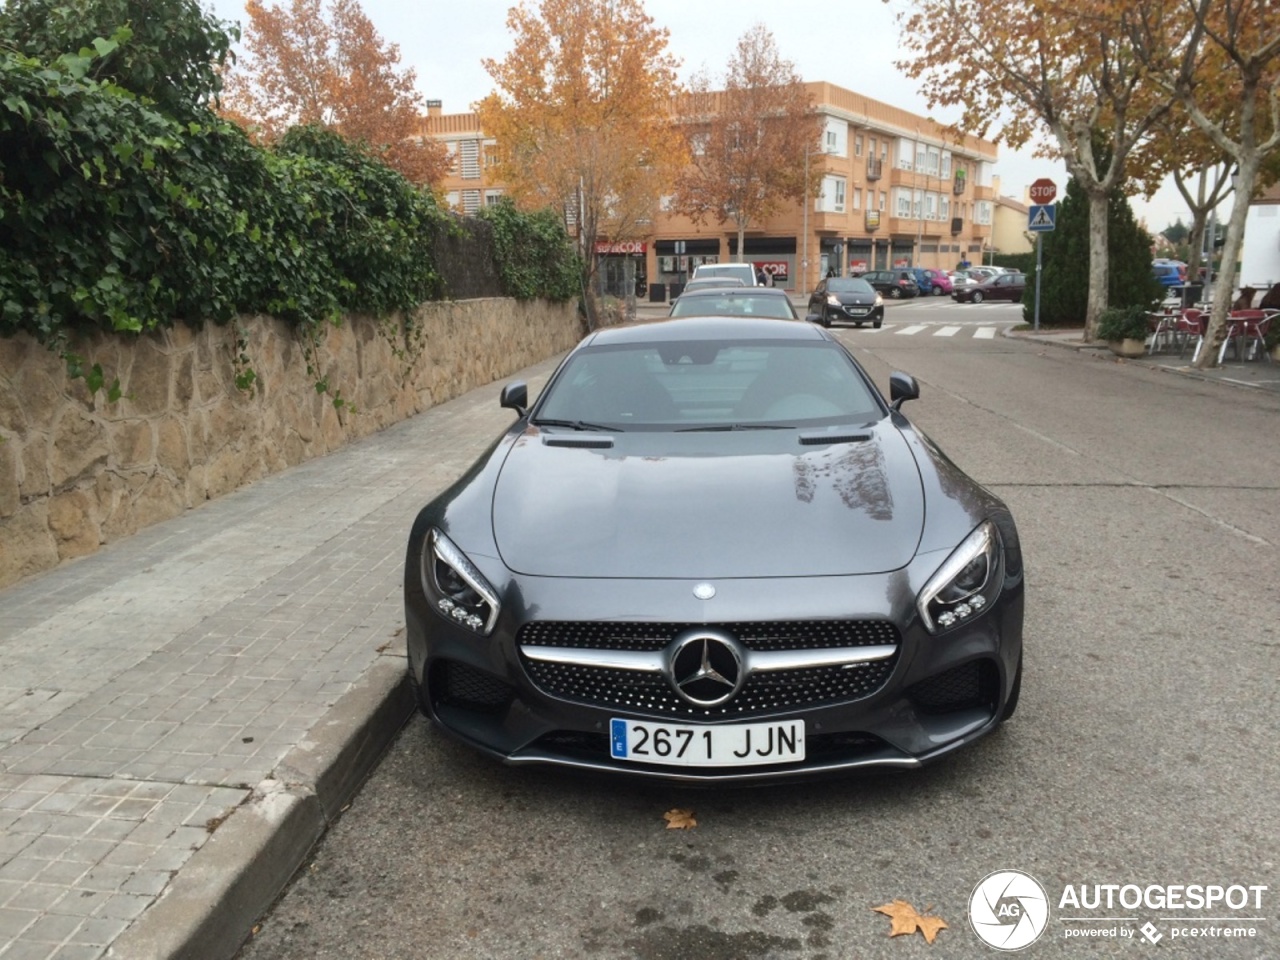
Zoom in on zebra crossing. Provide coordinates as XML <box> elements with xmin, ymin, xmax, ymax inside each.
<box><xmin>849</xmin><ymin>322</ymin><xmax>1005</xmax><ymax>339</ymax></box>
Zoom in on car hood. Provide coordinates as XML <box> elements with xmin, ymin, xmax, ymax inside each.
<box><xmin>491</xmin><ymin>424</ymin><xmax>924</xmax><ymax>578</ymax></box>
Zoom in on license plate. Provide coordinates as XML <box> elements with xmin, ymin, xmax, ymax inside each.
<box><xmin>609</xmin><ymin>718</ymin><xmax>805</xmax><ymax>767</ymax></box>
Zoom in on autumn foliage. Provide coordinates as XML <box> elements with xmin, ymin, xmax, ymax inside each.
<box><xmin>478</xmin><ymin>0</ymin><xmax>686</xmax><ymax>306</ymax></box>
<box><xmin>223</xmin><ymin>0</ymin><xmax>447</xmax><ymax>185</ymax></box>
<box><xmin>671</xmin><ymin>25</ymin><xmax>821</xmax><ymax>262</ymax></box>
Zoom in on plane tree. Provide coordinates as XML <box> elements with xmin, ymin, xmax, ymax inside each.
<box><xmin>895</xmin><ymin>0</ymin><xmax>1173</xmax><ymax>339</ymax></box>
<box><xmin>1123</xmin><ymin>0</ymin><xmax>1280</xmax><ymax>366</ymax></box>
<box><xmin>668</xmin><ymin>25</ymin><xmax>822</xmax><ymax>275</ymax></box>
<box><xmin>478</xmin><ymin>0</ymin><xmax>686</xmax><ymax>323</ymax></box>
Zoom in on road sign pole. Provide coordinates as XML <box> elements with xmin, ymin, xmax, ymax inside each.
<box><xmin>1034</xmin><ymin>232</ymin><xmax>1043</xmax><ymax>333</ymax></box>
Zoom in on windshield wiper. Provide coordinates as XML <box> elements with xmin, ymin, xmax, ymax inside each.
<box><xmin>676</xmin><ymin>423</ymin><xmax>795</xmax><ymax>432</ymax></box>
<box><xmin>533</xmin><ymin>418</ymin><xmax>624</xmax><ymax>433</ymax></box>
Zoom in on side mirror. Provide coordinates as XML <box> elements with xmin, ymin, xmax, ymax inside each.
<box><xmin>889</xmin><ymin>372</ymin><xmax>919</xmax><ymax>411</ymax></box>
<box><xmin>500</xmin><ymin>381</ymin><xmax>528</xmax><ymax>416</ymax></box>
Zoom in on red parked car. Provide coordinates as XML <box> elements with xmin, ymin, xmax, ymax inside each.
<box><xmin>951</xmin><ymin>272</ymin><xmax>1026</xmax><ymax>303</ymax></box>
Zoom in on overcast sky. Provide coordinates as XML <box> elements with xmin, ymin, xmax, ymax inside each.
<box><xmin>208</xmin><ymin>0</ymin><xmax>1194</xmax><ymax>232</ymax></box>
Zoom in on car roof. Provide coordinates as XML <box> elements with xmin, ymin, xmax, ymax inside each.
<box><xmin>584</xmin><ymin>315</ymin><xmax>825</xmax><ymax>346</ymax></box>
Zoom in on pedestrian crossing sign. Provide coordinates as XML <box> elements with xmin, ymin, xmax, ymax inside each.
<box><xmin>1028</xmin><ymin>204</ymin><xmax>1056</xmax><ymax>231</ymax></box>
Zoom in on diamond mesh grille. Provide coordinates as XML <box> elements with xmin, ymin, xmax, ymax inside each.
<box><xmin>518</xmin><ymin>620</ymin><xmax>900</xmax><ymax>720</ymax></box>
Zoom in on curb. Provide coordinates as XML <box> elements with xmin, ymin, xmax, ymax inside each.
<box><xmin>107</xmin><ymin>657</ymin><xmax>414</xmax><ymax>960</ymax></box>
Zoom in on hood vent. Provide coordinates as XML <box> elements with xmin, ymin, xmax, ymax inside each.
<box><xmin>542</xmin><ymin>435</ymin><xmax>614</xmax><ymax>449</ymax></box>
<box><xmin>798</xmin><ymin>430</ymin><xmax>872</xmax><ymax>446</ymax></box>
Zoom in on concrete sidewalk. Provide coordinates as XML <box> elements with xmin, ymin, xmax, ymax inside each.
<box><xmin>0</xmin><ymin>354</ymin><xmax>563</xmax><ymax>960</ymax></box>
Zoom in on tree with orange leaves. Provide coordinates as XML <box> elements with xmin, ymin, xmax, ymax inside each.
<box><xmin>670</xmin><ymin>26</ymin><xmax>822</xmax><ymax>275</ymax></box>
<box><xmin>895</xmin><ymin>0</ymin><xmax>1175</xmax><ymax>339</ymax></box>
<box><xmin>477</xmin><ymin>0</ymin><xmax>686</xmax><ymax>321</ymax></box>
<box><xmin>223</xmin><ymin>0</ymin><xmax>447</xmax><ymax>186</ymax></box>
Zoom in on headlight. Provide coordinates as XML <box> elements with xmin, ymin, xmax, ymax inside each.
<box><xmin>827</xmin><ymin>295</ymin><xmax>841</xmax><ymax>306</ymax></box>
<box><xmin>422</xmin><ymin>529</ymin><xmax>500</xmax><ymax>635</ymax></box>
<box><xmin>917</xmin><ymin>521</ymin><xmax>1003</xmax><ymax>634</ymax></box>
<box><xmin>874</xmin><ymin>294</ymin><xmax>884</xmax><ymax>306</ymax></box>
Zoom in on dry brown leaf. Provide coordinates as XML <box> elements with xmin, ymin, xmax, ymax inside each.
<box><xmin>663</xmin><ymin>808</ymin><xmax>697</xmax><ymax>830</ymax></box>
<box><xmin>872</xmin><ymin>899</ymin><xmax>948</xmax><ymax>944</ymax></box>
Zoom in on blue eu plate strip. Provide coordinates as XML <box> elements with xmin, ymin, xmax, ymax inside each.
<box><xmin>610</xmin><ymin>718</ymin><xmax>628</xmax><ymax>758</ymax></box>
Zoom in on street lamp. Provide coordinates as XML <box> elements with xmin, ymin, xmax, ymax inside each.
<box><xmin>801</xmin><ymin>144</ymin><xmax>809</xmax><ymax>296</ymax></box>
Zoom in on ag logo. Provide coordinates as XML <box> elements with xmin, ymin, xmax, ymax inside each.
<box><xmin>969</xmin><ymin>869</ymin><xmax>1049</xmax><ymax>950</ymax></box>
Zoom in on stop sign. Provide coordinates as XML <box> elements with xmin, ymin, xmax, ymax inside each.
<box><xmin>1029</xmin><ymin>178</ymin><xmax>1057</xmax><ymax>203</ymax></box>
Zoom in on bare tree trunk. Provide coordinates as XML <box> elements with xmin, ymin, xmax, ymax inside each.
<box><xmin>735</xmin><ymin>221</ymin><xmax>747</xmax><ymax>263</ymax></box>
<box><xmin>1194</xmin><ymin>156</ymin><xmax>1258</xmax><ymax>368</ymax></box>
<box><xmin>1084</xmin><ymin>189</ymin><xmax>1110</xmax><ymax>341</ymax></box>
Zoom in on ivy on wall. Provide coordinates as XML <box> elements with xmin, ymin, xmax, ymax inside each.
<box><xmin>0</xmin><ymin>3</ymin><xmax>580</xmax><ymax>372</ymax></box>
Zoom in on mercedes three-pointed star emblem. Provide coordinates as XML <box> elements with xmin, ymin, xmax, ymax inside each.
<box><xmin>667</xmin><ymin>630</ymin><xmax>745</xmax><ymax>707</ymax></box>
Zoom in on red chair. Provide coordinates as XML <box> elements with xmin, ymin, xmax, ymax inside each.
<box><xmin>1219</xmin><ymin>310</ymin><xmax>1266</xmax><ymax>362</ymax></box>
<box><xmin>1177</xmin><ymin>309</ymin><xmax>1205</xmax><ymax>358</ymax></box>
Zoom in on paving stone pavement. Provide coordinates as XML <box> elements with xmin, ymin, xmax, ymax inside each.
<box><xmin>0</xmin><ymin>355</ymin><xmax>564</xmax><ymax>960</ymax></box>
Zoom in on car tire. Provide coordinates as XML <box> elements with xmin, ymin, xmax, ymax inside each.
<box><xmin>1000</xmin><ymin>654</ymin><xmax>1023</xmax><ymax>721</ymax></box>
<box><xmin>971</xmin><ymin>291</ymin><xmax>984</xmax><ymax>304</ymax></box>
<box><xmin>889</xmin><ymin>288</ymin><xmax>902</xmax><ymax>299</ymax></box>
<box><xmin>933</xmin><ymin>285</ymin><xmax>944</xmax><ymax>296</ymax></box>
<box><xmin>820</xmin><ymin>309</ymin><xmax>832</xmax><ymax>328</ymax></box>
<box><xmin>873</xmin><ymin>320</ymin><xmax>882</xmax><ymax>329</ymax></box>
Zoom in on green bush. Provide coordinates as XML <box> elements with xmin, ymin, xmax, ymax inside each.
<box><xmin>1095</xmin><ymin>304</ymin><xmax>1152</xmax><ymax>342</ymax></box>
<box><xmin>477</xmin><ymin>198</ymin><xmax>580</xmax><ymax>302</ymax></box>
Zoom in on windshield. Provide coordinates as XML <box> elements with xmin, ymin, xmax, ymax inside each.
<box><xmin>535</xmin><ymin>340</ymin><xmax>884</xmax><ymax>429</ymax></box>
<box><xmin>827</xmin><ymin>279</ymin><xmax>874</xmax><ymax>295</ymax></box>
<box><xmin>668</xmin><ymin>293</ymin><xmax>799</xmax><ymax>319</ymax></box>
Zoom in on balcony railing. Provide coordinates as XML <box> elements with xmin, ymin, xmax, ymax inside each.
<box><xmin>950</xmin><ymin>217</ymin><xmax>964</xmax><ymax>236</ymax></box>
<box><xmin>866</xmin><ymin>158</ymin><xmax>883</xmax><ymax>181</ymax></box>
<box><xmin>953</xmin><ymin>177</ymin><xmax>967</xmax><ymax>195</ymax></box>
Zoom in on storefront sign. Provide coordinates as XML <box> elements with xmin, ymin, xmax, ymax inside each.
<box><xmin>754</xmin><ymin>261</ymin><xmax>789</xmax><ymax>282</ymax></box>
<box><xmin>594</xmin><ymin>241</ymin><xmax>648</xmax><ymax>255</ymax></box>
<box><xmin>849</xmin><ymin>260</ymin><xmax>868</xmax><ymax>274</ymax></box>
<box><xmin>893</xmin><ymin>258</ymin><xmax>910</xmax><ymax>269</ymax></box>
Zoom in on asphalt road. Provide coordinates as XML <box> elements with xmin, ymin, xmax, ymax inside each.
<box><xmin>237</xmin><ymin>320</ymin><xmax>1279</xmax><ymax>960</ymax></box>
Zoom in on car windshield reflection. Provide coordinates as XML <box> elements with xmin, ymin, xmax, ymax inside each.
<box><xmin>534</xmin><ymin>340</ymin><xmax>885</xmax><ymax>430</ymax></box>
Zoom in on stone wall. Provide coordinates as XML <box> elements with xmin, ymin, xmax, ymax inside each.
<box><xmin>0</xmin><ymin>299</ymin><xmax>582</xmax><ymax>587</ymax></box>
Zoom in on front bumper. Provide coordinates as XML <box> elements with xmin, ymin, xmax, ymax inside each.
<box><xmin>406</xmin><ymin>566</ymin><xmax>1023</xmax><ymax>783</ymax></box>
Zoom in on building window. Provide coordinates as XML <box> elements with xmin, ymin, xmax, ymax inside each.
<box><xmin>820</xmin><ymin>175</ymin><xmax>846</xmax><ymax>213</ymax></box>
<box><xmin>446</xmin><ymin>190</ymin><xmax>460</xmax><ymax>209</ymax></box>
<box><xmin>896</xmin><ymin>189</ymin><xmax>912</xmax><ymax>217</ymax></box>
<box><xmin>879</xmin><ymin>191</ymin><xmax>887</xmax><ymax>211</ymax></box>
<box><xmin>483</xmin><ymin>140</ymin><xmax>500</xmax><ymax>168</ymax></box>
<box><xmin>853</xmin><ymin>187</ymin><xmax>862</xmax><ymax>209</ymax></box>
<box><xmin>854</xmin><ymin>134</ymin><xmax>863</xmax><ymax>157</ymax></box>
<box><xmin>484</xmin><ymin>190</ymin><xmax>504</xmax><ymax>206</ymax></box>
<box><xmin>462</xmin><ymin>189</ymin><xmax>481</xmax><ymax>214</ymax></box>
<box><xmin>826</xmin><ymin>129</ymin><xmax>838</xmax><ymax>152</ymax></box>
<box><xmin>942</xmin><ymin>151</ymin><xmax>952</xmax><ymax>179</ymax></box>
<box><xmin>460</xmin><ymin>140</ymin><xmax>481</xmax><ymax>180</ymax></box>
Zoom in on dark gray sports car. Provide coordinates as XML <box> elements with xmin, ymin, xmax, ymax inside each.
<box><xmin>404</xmin><ymin>316</ymin><xmax>1024</xmax><ymax>783</ymax></box>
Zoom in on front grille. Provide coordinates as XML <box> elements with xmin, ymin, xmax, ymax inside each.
<box><xmin>907</xmin><ymin>660</ymin><xmax>998</xmax><ymax>714</ymax></box>
<box><xmin>519</xmin><ymin>620</ymin><xmax>900</xmax><ymax>720</ymax></box>
<box><xmin>432</xmin><ymin>660</ymin><xmax>513</xmax><ymax>713</ymax></box>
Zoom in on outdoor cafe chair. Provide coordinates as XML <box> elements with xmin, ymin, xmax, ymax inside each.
<box><xmin>1176</xmin><ymin>308</ymin><xmax>1206</xmax><ymax>359</ymax></box>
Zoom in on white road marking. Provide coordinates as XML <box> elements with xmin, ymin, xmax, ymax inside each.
<box><xmin>973</xmin><ymin>326</ymin><xmax>998</xmax><ymax>339</ymax></box>
<box><xmin>895</xmin><ymin>324</ymin><xmax>928</xmax><ymax>336</ymax></box>
<box><xmin>934</xmin><ymin>326</ymin><xmax>961</xmax><ymax>337</ymax></box>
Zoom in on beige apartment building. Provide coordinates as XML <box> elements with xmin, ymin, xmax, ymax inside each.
<box><xmin>422</xmin><ymin>81</ymin><xmax>1000</xmax><ymax>296</ymax></box>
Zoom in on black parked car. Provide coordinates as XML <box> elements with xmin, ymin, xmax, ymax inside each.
<box><xmin>404</xmin><ymin>315</ymin><xmax>1025</xmax><ymax>783</ymax></box>
<box><xmin>952</xmin><ymin>272</ymin><xmax>1026</xmax><ymax>303</ymax></box>
<box><xmin>859</xmin><ymin>270</ymin><xmax>920</xmax><ymax>299</ymax></box>
<box><xmin>808</xmin><ymin>277</ymin><xmax>885</xmax><ymax>328</ymax></box>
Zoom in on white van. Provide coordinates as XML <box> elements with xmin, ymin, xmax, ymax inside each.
<box><xmin>691</xmin><ymin>262</ymin><xmax>760</xmax><ymax>287</ymax></box>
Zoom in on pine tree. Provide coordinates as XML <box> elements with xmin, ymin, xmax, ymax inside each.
<box><xmin>1027</xmin><ymin>175</ymin><xmax>1161</xmax><ymax>326</ymax></box>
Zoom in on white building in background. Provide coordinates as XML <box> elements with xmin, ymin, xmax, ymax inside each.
<box><xmin>1239</xmin><ymin>180</ymin><xmax>1280</xmax><ymax>294</ymax></box>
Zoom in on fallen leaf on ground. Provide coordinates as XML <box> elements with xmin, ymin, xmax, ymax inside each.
<box><xmin>872</xmin><ymin>899</ymin><xmax>948</xmax><ymax>944</ymax></box>
<box><xmin>663</xmin><ymin>808</ymin><xmax>697</xmax><ymax>829</ymax></box>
